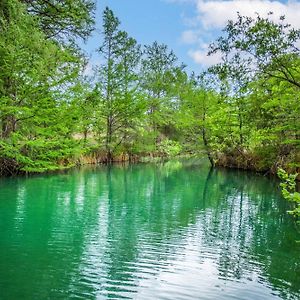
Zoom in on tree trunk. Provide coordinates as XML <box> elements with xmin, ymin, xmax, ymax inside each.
<box><xmin>202</xmin><ymin>126</ymin><xmax>214</xmax><ymax>167</ymax></box>
<box><xmin>202</xmin><ymin>105</ymin><xmax>214</xmax><ymax>167</ymax></box>
<box><xmin>106</xmin><ymin>115</ymin><xmax>113</xmax><ymax>163</ymax></box>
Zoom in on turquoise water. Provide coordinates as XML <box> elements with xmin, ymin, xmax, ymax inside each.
<box><xmin>0</xmin><ymin>160</ymin><xmax>299</xmax><ymax>299</ymax></box>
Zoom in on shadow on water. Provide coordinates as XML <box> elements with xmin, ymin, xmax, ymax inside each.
<box><xmin>0</xmin><ymin>159</ymin><xmax>299</xmax><ymax>299</ymax></box>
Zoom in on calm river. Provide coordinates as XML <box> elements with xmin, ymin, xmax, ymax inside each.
<box><xmin>0</xmin><ymin>160</ymin><xmax>299</xmax><ymax>299</ymax></box>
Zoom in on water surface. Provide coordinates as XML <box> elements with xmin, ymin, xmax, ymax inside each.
<box><xmin>0</xmin><ymin>160</ymin><xmax>299</xmax><ymax>299</ymax></box>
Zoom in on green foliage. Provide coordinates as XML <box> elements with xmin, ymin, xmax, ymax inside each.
<box><xmin>93</xmin><ymin>7</ymin><xmax>144</xmax><ymax>162</ymax></box>
<box><xmin>205</xmin><ymin>13</ymin><xmax>300</xmax><ymax>171</ymax></box>
<box><xmin>209</xmin><ymin>13</ymin><xmax>300</xmax><ymax>88</ymax></box>
<box><xmin>21</xmin><ymin>0</ymin><xmax>95</xmax><ymax>41</ymax></box>
<box><xmin>0</xmin><ymin>4</ymin><xmax>299</xmax><ymax>175</ymax></box>
<box><xmin>158</xmin><ymin>139</ymin><xmax>182</xmax><ymax>157</ymax></box>
<box><xmin>0</xmin><ymin>0</ymin><xmax>91</xmax><ymax>175</ymax></box>
<box><xmin>278</xmin><ymin>168</ymin><xmax>300</xmax><ymax>220</ymax></box>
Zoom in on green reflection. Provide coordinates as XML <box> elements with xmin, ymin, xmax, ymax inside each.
<box><xmin>0</xmin><ymin>160</ymin><xmax>299</xmax><ymax>299</ymax></box>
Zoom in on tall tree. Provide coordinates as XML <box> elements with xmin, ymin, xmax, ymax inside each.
<box><xmin>141</xmin><ymin>42</ymin><xmax>184</xmax><ymax>150</ymax></box>
<box><xmin>207</xmin><ymin>13</ymin><xmax>300</xmax><ymax>171</ymax></box>
<box><xmin>96</xmin><ymin>7</ymin><xmax>143</xmax><ymax>162</ymax></box>
<box><xmin>0</xmin><ymin>0</ymin><xmax>93</xmax><ymax>175</ymax></box>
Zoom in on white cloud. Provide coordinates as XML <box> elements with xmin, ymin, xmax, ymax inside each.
<box><xmin>196</xmin><ymin>0</ymin><xmax>300</xmax><ymax>29</ymax></box>
<box><xmin>188</xmin><ymin>46</ymin><xmax>222</xmax><ymax>67</ymax></box>
<box><xmin>181</xmin><ymin>30</ymin><xmax>199</xmax><ymax>44</ymax></box>
<box><xmin>180</xmin><ymin>0</ymin><xmax>300</xmax><ymax>66</ymax></box>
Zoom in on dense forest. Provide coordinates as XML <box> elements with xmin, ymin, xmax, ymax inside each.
<box><xmin>0</xmin><ymin>0</ymin><xmax>299</xmax><ymax>176</ymax></box>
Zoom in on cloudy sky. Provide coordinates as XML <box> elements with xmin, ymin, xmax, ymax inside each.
<box><xmin>83</xmin><ymin>0</ymin><xmax>300</xmax><ymax>74</ymax></box>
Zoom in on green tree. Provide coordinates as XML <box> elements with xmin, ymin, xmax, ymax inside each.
<box><xmin>206</xmin><ymin>13</ymin><xmax>300</xmax><ymax>172</ymax></box>
<box><xmin>96</xmin><ymin>7</ymin><xmax>144</xmax><ymax>162</ymax></box>
<box><xmin>209</xmin><ymin>13</ymin><xmax>300</xmax><ymax>88</ymax></box>
<box><xmin>0</xmin><ymin>0</ymin><xmax>93</xmax><ymax>174</ymax></box>
<box><xmin>21</xmin><ymin>0</ymin><xmax>95</xmax><ymax>41</ymax></box>
<box><xmin>176</xmin><ymin>73</ymin><xmax>219</xmax><ymax>165</ymax></box>
<box><xmin>141</xmin><ymin>42</ymin><xmax>185</xmax><ymax>152</ymax></box>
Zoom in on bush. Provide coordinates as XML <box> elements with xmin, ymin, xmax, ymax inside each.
<box><xmin>278</xmin><ymin>168</ymin><xmax>300</xmax><ymax>222</ymax></box>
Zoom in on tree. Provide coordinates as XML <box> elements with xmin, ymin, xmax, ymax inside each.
<box><xmin>21</xmin><ymin>0</ymin><xmax>95</xmax><ymax>41</ymax></box>
<box><xmin>96</xmin><ymin>7</ymin><xmax>143</xmax><ymax>162</ymax></box>
<box><xmin>176</xmin><ymin>73</ymin><xmax>219</xmax><ymax>165</ymax></box>
<box><xmin>0</xmin><ymin>0</ymin><xmax>93</xmax><ymax>174</ymax></box>
<box><xmin>209</xmin><ymin>13</ymin><xmax>300</xmax><ymax>89</ymax></box>
<box><xmin>141</xmin><ymin>42</ymin><xmax>185</xmax><ymax>151</ymax></box>
<box><xmin>206</xmin><ymin>13</ymin><xmax>300</xmax><ymax>172</ymax></box>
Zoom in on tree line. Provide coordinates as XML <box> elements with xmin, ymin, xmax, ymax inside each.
<box><xmin>0</xmin><ymin>1</ymin><xmax>299</xmax><ymax>175</ymax></box>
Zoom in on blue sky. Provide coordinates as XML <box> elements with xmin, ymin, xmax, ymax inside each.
<box><xmin>82</xmin><ymin>0</ymin><xmax>300</xmax><ymax>74</ymax></box>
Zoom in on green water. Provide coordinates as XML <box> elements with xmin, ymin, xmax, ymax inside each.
<box><xmin>0</xmin><ymin>160</ymin><xmax>299</xmax><ymax>300</ymax></box>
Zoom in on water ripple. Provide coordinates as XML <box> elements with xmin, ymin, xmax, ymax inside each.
<box><xmin>0</xmin><ymin>163</ymin><xmax>299</xmax><ymax>299</ymax></box>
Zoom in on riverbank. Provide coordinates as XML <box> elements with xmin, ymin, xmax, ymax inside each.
<box><xmin>1</xmin><ymin>147</ymin><xmax>299</xmax><ymax>181</ymax></box>
<box><xmin>212</xmin><ymin>148</ymin><xmax>300</xmax><ymax>180</ymax></box>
